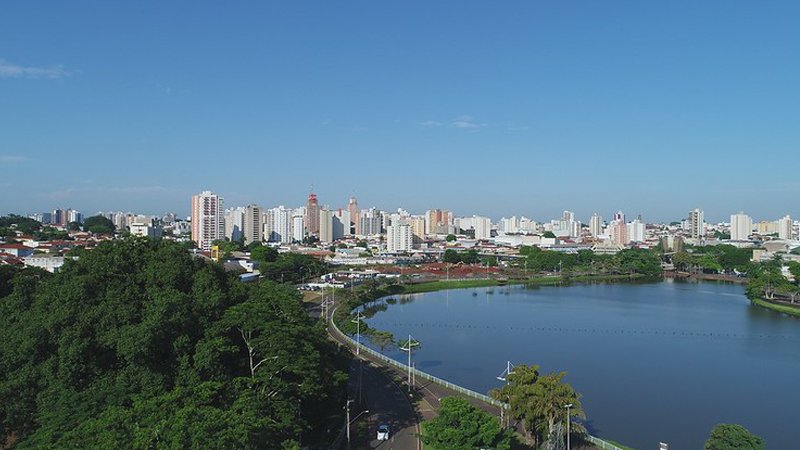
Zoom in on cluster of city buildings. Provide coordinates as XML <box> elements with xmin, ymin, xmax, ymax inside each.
<box><xmin>186</xmin><ymin>190</ymin><xmax>800</xmax><ymax>260</ymax></box>
<box><xmin>4</xmin><ymin>190</ymin><xmax>799</xmax><ymax>273</ymax></box>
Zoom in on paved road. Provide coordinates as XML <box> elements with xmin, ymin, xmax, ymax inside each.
<box><xmin>348</xmin><ymin>357</ymin><xmax>420</xmax><ymax>450</ymax></box>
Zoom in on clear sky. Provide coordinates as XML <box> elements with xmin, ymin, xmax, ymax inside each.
<box><xmin>1</xmin><ymin>1</ymin><xmax>798</xmax><ymax>223</ymax></box>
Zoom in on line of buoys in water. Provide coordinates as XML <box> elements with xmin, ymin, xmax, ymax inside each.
<box><xmin>366</xmin><ymin>321</ymin><xmax>799</xmax><ymax>340</ymax></box>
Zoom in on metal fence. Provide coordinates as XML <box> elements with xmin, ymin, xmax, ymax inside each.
<box><xmin>585</xmin><ymin>435</ymin><xmax>626</xmax><ymax>450</ymax></box>
<box><xmin>330</xmin><ymin>308</ymin><xmax>507</xmax><ymax>409</ymax></box>
<box><xmin>330</xmin><ymin>308</ymin><xmax>626</xmax><ymax>450</ymax></box>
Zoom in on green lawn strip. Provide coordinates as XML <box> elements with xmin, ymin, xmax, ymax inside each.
<box><xmin>751</xmin><ymin>297</ymin><xmax>800</xmax><ymax>317</ymax></box>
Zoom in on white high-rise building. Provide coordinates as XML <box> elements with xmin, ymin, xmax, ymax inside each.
<box><xmin>730</xmin><ymin>212</ymin><xmax>753</xmax><ymax>241</ymax></box>
<box><xmin>589</xmin><ymin>213</ymin><xmax>603</xmax><ymax>238</ymax></box>
<box><xmin>387</xmin><ymin>223</ymin><xmax>413</xmax><ymax>253</ymax></box>
<box><xmin>292</xmin><ymin>211</ymin><xmax>305</xmax><ymax>243</ymax></box>
<box><xmin>689</xmin><ymin>208</ymin><xmax>705</xmax><ymax>239</ymax></box>
<box><xmin>627</xmin><ymin>217</ymin><xmax>645</xmax><ymax>243</ymax></box>
<box><xmin>243</xmin><ymin>204</ymin><xmax>263</xmax><ymax>245</ymax></box>
<box><xmin>224</xmin><ymin>208</ymin><xmax>241</xmax><ymax>240</ymax></box>
<box><xmin>332</xmin><ymin>209</ymin><xmax>351</xmax><ymax>241</ymax></box>
<box><xmin>191</xmin><ymin>191</ymin><xmax>224</xmax><ymax>251</ymax></box>
<box><xmin>473</xmin><ymin>216</ymin><xmax>492</xmax><ymax>240</ymax></box>
<box><xmin>777</xmin><ymin>215</ymin><xmax>792</xmax><ymax>240</ymax></box>
<box><xmin>266</xmin><ymin>206</ymin><xmax>294</xmax><ymax>243</ymax></box>
<box><xmin>499</xmin><ymin>216</ymin><xmax>520</xmax><ymax>234</ymax></box>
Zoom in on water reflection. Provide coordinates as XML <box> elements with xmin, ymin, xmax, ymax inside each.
<box><xmin>363</xmin><ymin>282</ymin><xmax>799</xmax><ymax>449</ymax></box>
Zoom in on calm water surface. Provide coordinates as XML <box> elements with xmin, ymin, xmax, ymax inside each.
<box><xmin>360</xmin><ymin>280</ymin><xmax>799</xmax><ymax>449</ymax></box>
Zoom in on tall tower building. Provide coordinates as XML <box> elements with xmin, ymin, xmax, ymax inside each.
<box><xmin>191</xmin><ymin>191</ymin><xmax>224</xmax><ymax>251</ymax></box>
<box><xmin>589</xmin><ymin>213</ymin><xmax>603</xmax><ymax>238</ymax></box>
<box><xmin>613</xmin><ymin>210</ymin><xmax>625</xmax><ymax>223</ymax></box>
<box><xmin>473</xmin><ymin>216</ymin><xmax>492</xmax><ymax>240</ymax></box>
<box><xmin>266</xmin><ymin>206</ymin><xmax>293</xmax><ymax>243</ymax></box>
<box><xmin>305</xmin><ymin>193</ymin><xmax>320</xmax><ymax>236</ymax></box>
<box><xmin>689</xmin><ymin>208</ymin><xmax>705</xmax><ymax>239</ymax></box>
<box><xmin>243</xmin><ymin>204</ymin><xmax>262</xmax><ymax>245</ymax></box>
<box><xmin>627</xmin><ymin>217</ymin><xmax>645</xmax><ymax>243</ymax></box>
<box><xmin>777</xmin><ymin>215</ymin><xmax>792</xmax><ymax>240</ymax></box>
<box><xmin>348</xmin><ymin>196</ymin><xmax>359</xmax><ymax>235</ymax></box>
<box><xmin>387</xmin><ymin>223</ymin><xmax>413</xmax><ymax>253</ymax></box>
<box><xmin>611</xmin><ymin>221</ymin><xmax>628</xmax><ymax>245</ymax></box>
<box><xmin>224</xmin><ymin>207</ymin><xmax>245</xmax><ymax>242</ymax></box>
<box><xmin>318</xmin><ymin>209</ymin><xmax>334</xmax><ymax>243</ymax></box>
<box><xmin>292</xmin><ymin>211</ymin><xmax>305</xmax><ymax>243</ymax></box>
<box><xmin>730</xmin><ymin>212</ymin><xmax>753</xmax><ymax>241</ymax></box>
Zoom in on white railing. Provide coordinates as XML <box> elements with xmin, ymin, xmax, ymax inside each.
<box><xmin>330</xmin><ymin>307</ymin><xmax>507</xmax><ymax>409</ymax></box>
<box><xmin>586</xmin><ymin>435</ymin><xmax>627</xmax><ymax>450</ymax></box>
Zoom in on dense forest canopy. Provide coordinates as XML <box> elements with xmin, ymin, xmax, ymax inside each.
<box><xmin>0</xmin><ymin>238</ymin><xmax>347</xmax><ymax>449</ymax></box>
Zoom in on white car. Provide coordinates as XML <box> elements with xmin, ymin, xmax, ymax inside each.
<box><xmin>377</xmin><ymin>424</ymin><xmax>390</xmax><ymax>441</ymax></box>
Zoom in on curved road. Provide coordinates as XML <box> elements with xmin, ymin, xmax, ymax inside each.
<box><xmin>348</xmin><ymin>357</ymin><xmax>420</xmax><ymax>449</ymax></box>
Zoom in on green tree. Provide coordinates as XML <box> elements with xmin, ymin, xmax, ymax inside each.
<box><xmin>542</xmin><ymin>231</ymin><xmax>557</xmax><ymax>239</ymax></box>
<box><xmin>0</xmin><ymin>238</ymin><xmax>347</xmax><ymax>448</ymax></box>
<box><xmin>369</xmin><ymin>330</ymin><xmax>395</xmax><ymax>354</ymax></box>
<box><xmin>704</xmin><ymin>423</ymin><xmax>764</xmax><ymax>450</ymax></box>
<box><xmin>422</xmin><ymin>397</ymin><xmax>511</xmax><ymax>450</ymax></box>
<box><xmin>672</xmin><ymin>251</ymin><xmax>696</xmax><ymax>271</ymax></box>
<box><xmin>0</xmin><ymin>215</ymin><xmax>42</xmax><ymax>235</ymax></box>
<box><xmin>490</xmin><ymin>365</ymin><xmax>584</xmax><ymax>447</ymax></box>
<box><xmin>445</xmin><ymin>234</ymin><xmax>457</xmax><ymax>242</ymax></box>
<box><xmin>443</xmin><ymin>249</ymin><xmax>461</xmax><ymax>264</ymax></box>
<box><xmin>83</xmin><ymin>215</ymin><xmax>115</xmax><ymax>234</ymax></box>
<box><xmin>250</xmin><ymin>244</ymin><xmax>278</xmax><ymax>263</ymax></box>
<box><xmin>66</xmin><ymin>221</ymin><xmax>81</xmax><ymax>232</ymax></box>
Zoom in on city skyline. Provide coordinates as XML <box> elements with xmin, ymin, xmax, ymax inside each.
<box><xmin>3</xmin><ymin>2</ymin><xmax>800</xmax><ymax>220</ymax></box>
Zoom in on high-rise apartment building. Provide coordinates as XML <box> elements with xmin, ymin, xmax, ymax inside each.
<box><xmin>689</xmin><ymin>208</ymin><xmax>705</xmax><ymax>239</ymax></box>
<box><xmin>332</xmin><ymin>209</ymin><xmax>351</xmax><ymax>241</ymax></box>
<box><xmin>386</xmin><ymin>223</ymin><xmax>413</xmax><ymax>253</ymax></box>
<box><xmin>191</xmin><ymin>191</ymin><xmax>224</xmax><ymax>251</ymax></box>
<box><xmin>627</xmin><ymin>217</ymin><xmax>645</xmax><ymax>243</ymax></box>
<box><xmin>305</xmin><ymin>193</ymin><xmax>320</xmax><ymax>236</ymax></box>
<box><xmin>348</xmin><ymin>196</ymin><xmax>359</xmax><ymax>235</ymax></box>
<box><xmin>730</xmin><ymin>212</ymin><xmax>753</xmax><ymax>241</ymax></box>
<box><xmin>265</xmin><ymin>206</ymin><xmax>294</xmax><ymax>243</ymax></box>
<box><xmin>359</xmin><ymin>208</ymin><xmax>383</xmax><ymax>236</ymax></box>
<box><xmin>243</xmin><ymin>204</ymin><xmax>262</xmax><ymax>245</ymax></box>
<box><xmin>292</xmin><ymin>211</ymin><xmax>305</xmax><ymax>242</ymax></box>
<box><xmin>224</xmin><ymin>207</ymin><xmax>245</xmax><ymax>242</ymax></box>
<box><xmin>425</xmin><ymin>209</ymin><xmax>453</xmax><ymax>235</ymax></box>
<box><xmin>610</xmin><ymin>219</ymin><xmax>628</xmax><ymax>245</ymax></box>
<box><xmin>777</xmin><ymin>215</ymin><xmax>792</xmax><ymax>240</ymax></box>
<box><xmin>318</xmin><ymin>209</ymin><xmax>334</xmax><ymax>243</ymax></box>
<box><xmin>589</xmin><ymin>213</ymin><xmax>603</xmax><ymax>237</ymax></box>
<box><xmin>473</xmin><ymin>216</ymin><xmax>492</xmax><ymax>240</ymax></box>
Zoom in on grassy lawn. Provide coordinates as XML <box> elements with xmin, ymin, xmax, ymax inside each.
<box><xmin>752</xmin><ymin>297</ymin><xmax>800</xmax><ymax>317</ymax></box>
<box><xmin>301</xmin><ymin>290</ymin><xmax>323</xmax><ymax>303</ymax></box>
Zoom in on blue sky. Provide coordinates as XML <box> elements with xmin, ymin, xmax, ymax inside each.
<box><xmin>1</xmin><ymin>1</ymin><xmax>798</xmax><ymax>223</ymax></box>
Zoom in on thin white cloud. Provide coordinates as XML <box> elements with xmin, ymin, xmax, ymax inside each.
<box><xmin>450</xmin><ymin>116</ymin><xmax>486</xmax><ymax>129</ymax></box>
<box><xmin>0</xmin><ymin>155</ymin><xmax>27</xmax><ymax>163</ymax></box>
<box><xmin>419</xmin><ymin>120</ymin><xmax>444</xmax><ymax>128</ymax></box>
<box><xmin>0</xmin><ymin>58</ymin><xmax>73</xmax><ymax>79</ymax></box>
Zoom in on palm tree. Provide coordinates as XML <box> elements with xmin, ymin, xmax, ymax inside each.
<box><xmin>531</xmin><ymin>372</ymin><xmax>586</xmax><ymax>446</ymax></box>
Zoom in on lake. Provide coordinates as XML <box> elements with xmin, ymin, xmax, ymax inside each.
<box><xmin>360</xmin><ymin>280</ymin><xmax>799</xmax><ymax>449</ymax></box>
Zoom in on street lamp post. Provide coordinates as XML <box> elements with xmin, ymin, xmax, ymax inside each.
<box><xmin>565</xmin><ymin>403</ymin><xmax>573</xmax><ymax>450</ymax></box>
<box><xmin>351</xmin><ymin>312</ymin><xmax>365</xmax><ymax>355</ymax></box>
<box><xmin>345</xmin><ymin>399</ymin><xmax>369</xmax><ymax>448</ymax></box>
<box><xmin>400</xmin><ymin>335</ymin><xmax>420</xmax><ymax>392</ymax></box>
<box><xmin>496</xmin><ymin>361</ymin><xmax>514</xmax><ymax>428</ymax></box>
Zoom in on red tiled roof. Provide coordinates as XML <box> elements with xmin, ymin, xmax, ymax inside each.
<box><xmin>0</xmin><ymin>243</ymin><xmax>32</xmax><ymax>250</ymax></box>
